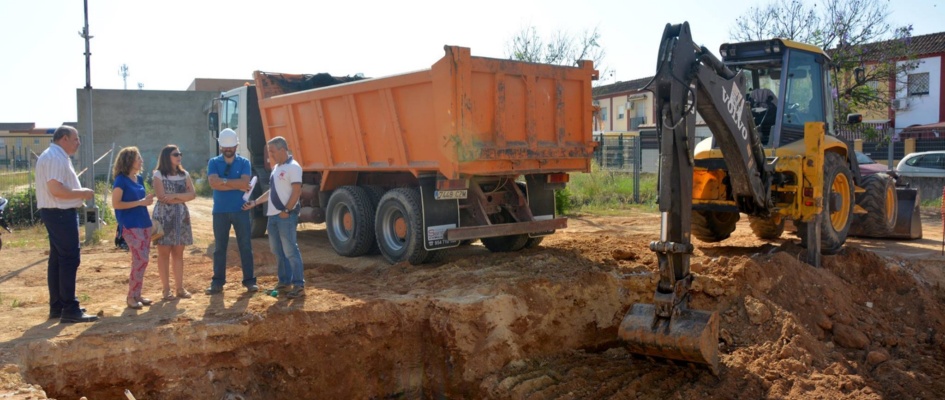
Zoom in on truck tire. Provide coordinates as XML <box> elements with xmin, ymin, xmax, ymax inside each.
<box><xmin>250</xmin><ymin>211</ymin><xmax>268</xmax><ymax>238</ymax></box>
<box><xmin>375</xmin><ymin>188</ymin><xmax>429</xmax><ymax>265</ymax></box>
<box><xmin>514</xmin><ymin>181</ymin><xmax>545</xmax><ymax>249</ymax></box>
<box><xmin>796</xmin><ymin>152</ymin><xmax>854</xmax><ymax>254</ymax></box>
<box><xmin>326</xmin><ymin>186</ymin><xmax>376</xmax><ymax>257</ymax></box>
<box><xmin>523</xmin><ymin>236</ymin><xmax>544</xmax><ymax>249</ymax></box>
<box><xmin>848</xmin><ymin>173</ymin><xmax>897</xmax><ymax>237</ymax></box>
<box><xmin>362</xmin><ymin>185</ymin><xmax>387</xmax><ymax>254</ymax></box>
<box><xmin>748</xmin><ymin>216</ymin><xmax>784</xmax><ymax>240</ymax></box>
<box><xmin>482</xmin><ymin>234</ymin><xmax>530</xmax><ymax>252</ymax></box>
<box><xmin>691</xmin><ymin>210</ymin><xmax>739</xmax><ymax>242</ymax></box>
<box><xmin>249</xmin><ymin>171</ymin><xmax>268</xmax><ymax>238</ymax></box>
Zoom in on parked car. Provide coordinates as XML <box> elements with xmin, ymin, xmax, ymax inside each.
<box><xmin>855</xmin><ymin>150</ymin><xmax>892</xmax><ymax>177</ymax></box>
<box><xmin>896</xmin><ymin>150</ymin><xmax>945</xmax><ymax>178</ymax></box>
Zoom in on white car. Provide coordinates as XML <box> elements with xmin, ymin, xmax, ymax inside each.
<box><xmin>896</xmin><ymin>150</ymin><xmax>945</xmax><ymax>178</ymax></box>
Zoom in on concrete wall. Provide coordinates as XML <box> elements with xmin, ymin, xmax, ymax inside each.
<box><xmin>76</xmin><ymin>89</ymin><xmax>218</xmax><ymax>181</ymax></box>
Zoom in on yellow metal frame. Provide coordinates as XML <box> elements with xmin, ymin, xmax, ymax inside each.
<box><xmin>692</xmin><ymin>122</ymin><xmax>856</xmax><ymax>223</ymax></box>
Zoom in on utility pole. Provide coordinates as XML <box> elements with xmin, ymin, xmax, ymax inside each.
<box><xmin>119</xmin><ymin>64</ymin><xmax>130</xmax><ymax>90</ymax></box>
<box><xmin>79</xmin><ymin>0</ymin><xmax>99</xmax><ymax>243</ymax></box>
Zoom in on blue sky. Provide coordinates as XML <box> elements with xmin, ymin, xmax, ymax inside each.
<box><xmin>1</xmin><ymin>0</ymin><xmax>942</xmax><ymax>127</ymax></box>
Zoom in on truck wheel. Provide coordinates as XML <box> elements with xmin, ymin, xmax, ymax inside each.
<box><xmin>848</xmin><ymin>173</ymin><xmax>897</xmax><ymax>237</ymax></box>
<box><xmin>326</xmin><ymin>186</ymin><xmax>376</xmax><ymax>257</ymax></box>
<box><xmin>250</xmin><ymin>212</ymin><xmax>268</xmax><ymax>238</ymax></box>
<box><xmin>797</xmin><ymin>152</ymin><xmax>854</xmax><ymax>254</ymax></box>
<box><xmin>748</xmin><ymin>215</ymin><xmax>784</xmax><ymax>240</ymax></box>
<box><xmin>514</xmin><ymin>181</ymin><xmax>545</xmax><ymax>249</ymax></box>
<box><xmin>691</xmin><ymin>210</ymin><xmax>739</xmax><ymax>242</ymax></box>
<box><xmin>523</xmin><ymin>236</ymin><xmax>544</xmax><ymax>249</ymax></box>
<box><xmin>481</xmin><ymin>234</ymin><xmax>529</xmax><ymax>252</ymax></box>
<box><xmin>362</xmin><ymin>185</ymin><xmax>386</xmax><ymax>255</ymax></box>
<box><xmin>375</xmin><ymin>188</ymin><xmax>428</xmax><ymax>265</ymax></box>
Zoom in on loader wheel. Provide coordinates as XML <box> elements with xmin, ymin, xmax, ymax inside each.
<box><xmin>326</xmin><ymin>186</ymin><xmax>376</xmax><ymax>257</ymax></box>
<box><xmin>691</xmin><ymin>210</ymin><xmax>739</xmax><ymax>242</ymax></box>
<box><xmin>748</xmin><ymin>215</ymin><xmax>785</xmax><ymax>240</ymax></box>
<box><xmin>375</xmin><ymin>188</ymin><xmax>428</xmax><ymax>265</ymax></box>
<box><xmin>797</xmin><ymin>152</ymin><xmax>854</xmax><ymax>254</ymax></box>
<box><xmin>848</xmin><ymin>173</ymin><xmax>897</xmax><ymax>237</ymax></box>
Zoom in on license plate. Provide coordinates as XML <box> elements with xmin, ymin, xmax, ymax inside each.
<box><xmin>434</xmin><ymin>189</ymin><xmax>467</xmax><ymax>200</ymax></box>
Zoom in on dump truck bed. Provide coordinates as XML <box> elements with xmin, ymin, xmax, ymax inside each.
<box><xmin>253</xmin><ymin>46</ymin><xmax>597</xmax><ymax>181</ymax></box>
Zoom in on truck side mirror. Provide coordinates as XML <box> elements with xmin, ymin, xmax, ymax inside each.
<box><xmin>208</xmin><ymin>112</ymin><xmax>219</xmax><ymax>136</ymax></box>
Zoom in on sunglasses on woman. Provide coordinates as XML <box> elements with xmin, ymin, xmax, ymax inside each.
<box><xmin>171</xmin><ymin>152</ymin><xmax>182</xmax><ymax>157</ymax></box>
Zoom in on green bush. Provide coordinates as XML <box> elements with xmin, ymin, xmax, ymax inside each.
<box><xmin>3</xmin><ymin>187</ymin><xmax>38</xmax><ymax>227</ymax></box>
<box><xmin>94</xmin><ymin>180</ymin><xmax>116</xmax><ymax>226</ymax></box>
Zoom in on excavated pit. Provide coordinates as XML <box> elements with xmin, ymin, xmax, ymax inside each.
<box><xmin>2</xmin><ymin>208</ymin><xmax>945</xmax><ymax>399</ymax></box>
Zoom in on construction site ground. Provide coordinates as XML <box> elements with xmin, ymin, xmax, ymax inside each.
<box><xmin>1</xmin><ymin>196</ymin><xmax>943</xmax><ymax>399</ymax></box>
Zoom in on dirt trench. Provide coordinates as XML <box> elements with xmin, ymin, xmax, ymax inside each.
<box><xmin>0</xmin><ymin>200</ymin><xmax>944</xmax><ymax>399</ymax></box>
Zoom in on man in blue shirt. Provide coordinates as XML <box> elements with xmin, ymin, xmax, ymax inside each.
<box><xmin>205</xmin><ymin>129</ymin><xmax>257</xmax><ymax>294</ymax></box>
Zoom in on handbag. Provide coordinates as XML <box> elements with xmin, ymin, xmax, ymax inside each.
<box><xmin>150</xmin><ymin>203</ymin><xmax>164</xmax><ymax>242</ymax></box>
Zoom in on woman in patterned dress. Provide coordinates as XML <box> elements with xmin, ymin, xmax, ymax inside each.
<box><xmin>153</xmin><ymin>145</ymin><xmax>196</xmax><ymax>300</ymax></box>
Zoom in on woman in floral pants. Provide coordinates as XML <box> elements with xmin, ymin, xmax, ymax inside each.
<box><xmin>111</xmin><ymin>147</ymin><xmax>155</xmax><ymax>309</ymax></box>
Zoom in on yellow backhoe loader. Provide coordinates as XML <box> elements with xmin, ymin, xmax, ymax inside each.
<box><xmin>618</xmin><ymin>22</ymin><xmax>922</xmax><ymax>374</ymax></box>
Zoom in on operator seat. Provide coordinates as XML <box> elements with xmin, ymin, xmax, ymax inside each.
<box><xmin>749</xmin><ymin>88</ymin><xmax>777</xmax><ymax>145</ymax></box>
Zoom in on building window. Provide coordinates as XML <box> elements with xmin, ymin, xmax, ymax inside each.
<box><xmin>617</xmin><ymin>108</ymin><xmax>625</xmax><ymax>119</ymax></box>
<box><xmin>600</xmin><ymin>107</ymin><xmax>608</xmax><ymax>122</ymax></box>
<box><xmin>908</xmin><ymin>72</ymin><xmax>929</xmax><ymax>96</ymax></box>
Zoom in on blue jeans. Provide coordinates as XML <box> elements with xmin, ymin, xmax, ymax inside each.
<box><xmin>268</xmin><ymin>212</ymin><xmax>304</xmax><ymax>287</ymax></box>
<box><xmin>40</xmin><ymin>208</ymin><xmax>82</xmax><ymax>314</ymax></box>
<box><xmin>211</xmin><ymin>211</ymin><xmax>256</xmax><ymax>288</ymax></box>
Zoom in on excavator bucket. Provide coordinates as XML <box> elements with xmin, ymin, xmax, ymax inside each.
<box><xmin>886</xmin><ymin>186</ymin><xmax>923</xmax><ymax>239</ymax></box>
<box><xmin>618</xmin><ymin>303</ymin><xmax>720</xmax><ymax>374</ymax></box>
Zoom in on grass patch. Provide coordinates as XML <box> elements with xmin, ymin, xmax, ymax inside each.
<box><xmin>1</xmin><ymin>224</ymin><xmax>49</xmax><ymax>249</ymax></box>
<box><xmin>564</xmin><ymin>163</ymin><xmax>657</xmax><ymax>215</ymax></box>
<box><xmin>0</xmin><ymin>170</ymin><xmax>30</xmax><ymax>196</ymax></box>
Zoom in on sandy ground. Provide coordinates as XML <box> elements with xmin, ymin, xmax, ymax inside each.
<box><xmin>0</xmin><ymin>197</ymin><xmax>943</xmax><ymax>399</ymax></box>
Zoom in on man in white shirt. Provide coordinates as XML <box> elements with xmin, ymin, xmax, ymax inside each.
<box><xmin>35</xmin><ymin>126</ymin><xmax>98</xmax><ymax>323</ymax></box>
<box><xmin>242</xmin><ymin>136</ymin><xmax>305</xmax><ymax>298</ymax></box>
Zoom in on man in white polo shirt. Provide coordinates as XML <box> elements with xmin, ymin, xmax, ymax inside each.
<box><xmin>35</xmin><ymin>126</ymin><xmax>98</xmax><ymax>323</ymax></box>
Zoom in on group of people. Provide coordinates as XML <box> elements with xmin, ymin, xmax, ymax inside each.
<box><xmin>35</xmin><ymin>126</ymin><xmax>305</xmax><ymax>324</ymax></box>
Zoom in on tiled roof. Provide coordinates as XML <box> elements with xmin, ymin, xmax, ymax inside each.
<box><xmin>593</xmin><ymin>76</ymin><xmax>653</xmax><ymax>97</ymax></box>
<box><xmin>842</xmin><ymin>31</ymin><xmax>945</xmax><ymax>61</ymax></box>
<box><xmin>903</xmin><ymin>31</ymin><xmax>945</xmax><ymax>56</ymax></box>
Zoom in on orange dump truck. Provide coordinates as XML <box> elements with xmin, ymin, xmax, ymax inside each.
<box><xmin>214</xmin><ymin>46</ymin><xmax>597</xmax><ymax>264</ymax></box>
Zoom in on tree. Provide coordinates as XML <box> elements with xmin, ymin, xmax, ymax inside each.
<box><xmin>506</xmin><ymin>25</ymin><xmax>608</xmax><ymax>83</ymax></box>
<box><xmin>731</xmin><ymin>0</ymin><xmax>918</xmax><ymax>127</ymax></box>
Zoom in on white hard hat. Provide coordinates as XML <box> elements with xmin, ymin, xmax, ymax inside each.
<box><xmin>218</xmin><ymin>128</ymin><xmax>239</xmax><ymax>147</ymax></box>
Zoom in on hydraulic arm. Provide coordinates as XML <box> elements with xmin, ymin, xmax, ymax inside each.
<box><xmin>618</xmin><ymin>22</ymin><xmax>774</xmax><ymax>373</ymax></box>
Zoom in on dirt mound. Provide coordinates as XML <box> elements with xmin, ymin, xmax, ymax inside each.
<box><xmin>0</xmin><ymin>202</ymin><xmax>943</xmax><ymax>399</ymax></box>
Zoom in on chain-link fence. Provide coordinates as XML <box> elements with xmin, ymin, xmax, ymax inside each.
<box><xmin>592</xmin><ymin>124</ymin><xmax>945</xmax><ymax>205</ymax></box>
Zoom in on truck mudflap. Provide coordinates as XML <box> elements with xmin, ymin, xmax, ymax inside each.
<box><xmin>419</xmin><ymin>176</ymin><xmax>461</xmax><ymax>251</ymax></box>
<box><xmin>886</xmin><ymin>187</ymin><xmax>923</xmax><ymax>239</ymax></box>
<box><xmin>445</xmin><ymin>218</ymin><xmax>567</xmax><ymax>242</ymax></box>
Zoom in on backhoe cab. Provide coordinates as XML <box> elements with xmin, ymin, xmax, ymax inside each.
<box><xmin>618</xmin><ymin>22</ymin><xmax>920</xmax><ymax>374</ymax></box>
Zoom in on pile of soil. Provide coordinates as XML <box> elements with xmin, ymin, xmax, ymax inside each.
<box><xmin>0</xmin><ymin>200</ymin><xmax>942</xmax><ymax>399</ymax></box>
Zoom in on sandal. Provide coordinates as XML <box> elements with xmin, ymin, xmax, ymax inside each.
<box><xmin>162</xmin><ymin>289</ymin><xmax>176</xmax><ymax>301</ymax></box>
<box><xmin>176</xmin><ymin>289</ymin><xmax>192</xmax><ymax>299</ymax></box>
